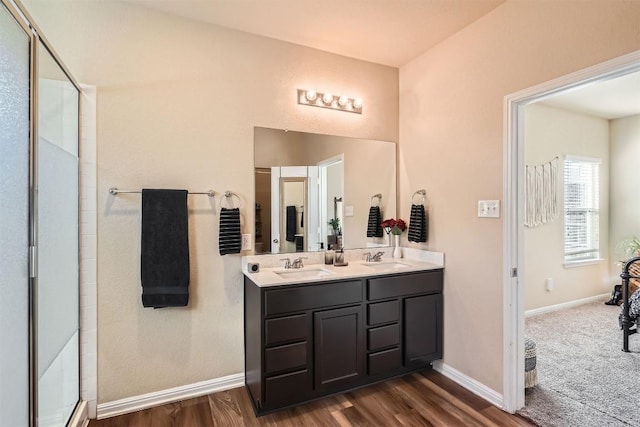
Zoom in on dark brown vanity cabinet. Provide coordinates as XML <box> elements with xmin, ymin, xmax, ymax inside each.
<box><xmin>244</xmin><ymin>268</ymin><xmax>443</xmax><ymax>415</ymax></box>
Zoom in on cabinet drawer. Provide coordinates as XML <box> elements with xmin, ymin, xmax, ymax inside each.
<box><xmin>368</xmin><ymin>347</ymin><xmax>402</xmax><ymax>376</ymax></box>
<box><xmin>368</xmin><ymin>300</ymin><xmax>399</xmax><ymax>325</ymax></box>
<box><xmin>368</xmin><ymin>271</ymin><xmax>443</xmax><ymax>301</ymax></box>
<box><xmin>265</xmin><ymin>369</ymin><xmax>311</xmax><ymax>408</ymax></box>
<box><xmin>265</xmin><ymin>314</ymin><xmax>308</xmax><ymax>346</ymax></box>
<box><xmin>368</xmin><ymin>324</ymin><xmax>399</xmax><ymax>351</ymax></box>
<box><xmin>265</xmin><ymin>341</ymin><xmax>307</xmax><ymax>374</ymax></box>
<box><xmin>265</xmin><ymin>280</ymin><xmax>363</xmax><ymax>316</ymax></box>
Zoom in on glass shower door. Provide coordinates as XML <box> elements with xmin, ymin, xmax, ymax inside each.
<box><xmin>36</xmin><ymin>41</ymin><xmax>80</xmax><ymax>426</ymax></box>
<box><xmin>0</xmin><ymin>3</ymin><xmax>31</xmax><ymax>425</ymax></box>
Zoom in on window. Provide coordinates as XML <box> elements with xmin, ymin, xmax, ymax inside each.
<box><xmin>563</xmin><ymin>156</ymin><xmax>600</xmax><ymax>264</ymax></box>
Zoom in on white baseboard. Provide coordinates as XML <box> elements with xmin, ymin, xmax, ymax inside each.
<box><xmin>525</xmin><ymin>293</ymin><xmax>609</xmax><ymax>318</ymax></box>
<box><xmin>432</xmin><ymin>361</ymin><xmax>503</xmax><ymax>409</ymax></box>
<box><xmin>97</xmin><ymin>366</ymin><xmax>503</xmax><ymax>419</ymax></box>
<box><xmin>96</xmin><ymin>372</ymin><xmax>244</xmax><ymax>419</ymax></box>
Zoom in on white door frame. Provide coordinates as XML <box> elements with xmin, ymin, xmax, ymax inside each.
<box><xmin>502</xmin><ymin>49</ymin><xmax>640</xmax><ymax>413</ymax></box>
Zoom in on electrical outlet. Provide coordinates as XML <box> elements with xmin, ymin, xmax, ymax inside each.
<box><xmin>545</xmin><ymin>277</ymin><xmax>555</xmax><ymax>292</ymax></box>
<box><xmin>241</xmin><ymin>234</ymin><xmax>252</xmax><ymax>251</ymax></box>
<box><xmin>478</xmin><ymin>200</ymin><xmax>500</xmax><ymax>218</ymax></box>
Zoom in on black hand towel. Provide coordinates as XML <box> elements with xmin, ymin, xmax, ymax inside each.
<box><xmin>408</xmin><ymin>204</ymin><xmax>428</xmax><ymax>243</ymax></box>
<box><xmin>141</xmin><ymin>189</ymin><xmax>190</xmax><ymax>308</ymax></box>
<box><xmin>219</xmin><ymin>207</ymin><xmax>242</xmax><ymax>255</ymax></box>
<box><xmin>366</xmin><ymin>206</ymin><xmax>383</xmax><ymax>237</ymax></box>
<box><xmin>285</xmin><ymin>205</ymin><xmax>296</xmax><ymax>242</ymax></box>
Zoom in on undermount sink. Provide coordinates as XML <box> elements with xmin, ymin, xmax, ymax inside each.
<box><xmin>274</xmin><ymin>268</ymin><xmax>335</xmax><ymax>280</ymax></box>
<box><xmin>364</xmin><ymin>261</ymin><xmax>412</xmax><ymax>270</ymax></box>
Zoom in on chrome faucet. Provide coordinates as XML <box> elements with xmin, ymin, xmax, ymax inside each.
<box><xmin>363</xmin><ymin>251</ymin><xmax>384</xmax><ymax>262</ymax></box>
<box><xmin>372</xmin><ymin>251</ymin><xmax>385</xmax><ymax>262</ymax></box>
<box><xmin>292</xmin><ymin>257</ymin><xmax>307</xmax><ymax>269</ymax></box>
<box><xmin>281</xmin><ymin>258</ymin><xmax>292</xmax><ymax>269</ymax></box>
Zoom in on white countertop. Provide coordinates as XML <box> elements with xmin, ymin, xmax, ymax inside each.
<box><xmin>242</xmin><ymin>248</ymin><xmax>444</xmax><ymax>288</ymax></box>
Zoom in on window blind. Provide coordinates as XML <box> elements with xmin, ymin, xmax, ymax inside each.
<box><xmin>563</xmin><ymin>157</ymin><xmax>600</xmax><ymax>263</ymax></box>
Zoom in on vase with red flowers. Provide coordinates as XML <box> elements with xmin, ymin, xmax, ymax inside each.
<box><xmin>381</xmin><ymin>218</ymin><xmax>407</xmax><ymax>258</ymax></box>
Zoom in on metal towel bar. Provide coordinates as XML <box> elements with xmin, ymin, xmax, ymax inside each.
<box><xmin>109</xmin><ymin>187</ymin><xmax>215</xmax><ymax>197</ymax></box>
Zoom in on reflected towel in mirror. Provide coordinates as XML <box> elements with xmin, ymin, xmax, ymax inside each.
<box><xmin>286</xmin><ymin>205</ymin><xmax>296</xmax><ymax>242</ymax></box>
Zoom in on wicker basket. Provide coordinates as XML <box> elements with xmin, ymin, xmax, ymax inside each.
<box><xmin>525</xmin><ymin>338</ymin><xmax>538</xmax><ymax>388</ymax></box>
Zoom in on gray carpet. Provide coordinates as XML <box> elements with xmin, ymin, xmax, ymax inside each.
<box><xmin>517</xmin><ymin>299</ymin><xmax>640</xmax><ymax>427</ymax></box>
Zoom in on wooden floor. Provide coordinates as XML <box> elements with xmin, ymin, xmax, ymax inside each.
<box><xmin>91</xmin><ymin>370</ymin><xmax>536</xmax><ymax>426</ymax></box>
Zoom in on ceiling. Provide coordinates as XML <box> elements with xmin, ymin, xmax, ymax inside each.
<box><xmin>541</xmin><ymin>71</ymin><xmax>640</xmax><ymax>120</ymax></box>
<box><xmin>123</xmin><ymin>0</ymin><xmax>505</xmax><ymax>67</ymax></box>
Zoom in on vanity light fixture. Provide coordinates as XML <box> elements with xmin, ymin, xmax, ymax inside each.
<box><xmin>297</xmin><ymin>89</ymin><xmax>363</xmax><ymax>114</ymax></box>
<box><xmin>305</xmin><ymin>89</ymin><xmax>317</xmax><ymax>102</ymax></box>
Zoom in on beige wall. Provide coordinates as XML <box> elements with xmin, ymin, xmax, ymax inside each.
<box><xmin>254</xmin><ymin>128</ymin><xmax>307</xmax><ymax>168</ymax></box>
<box><xmin>399</xmin><ymin>1</ymin><xmax>640</xmax><ymax>393</ymax></box>
<box><xmin>610</xmin><ymin>114</ymin><xmax>640</xmax><ymax>276</ymax></box>
<box><xmin>524</xmin><ymin>103</ymin><xmax>610</xmax><ymax>310</ymax></box>
<box><xmin>24</xmin><ymin>1</ymin><xmax>398</xmax><ymax>402</ymax></box>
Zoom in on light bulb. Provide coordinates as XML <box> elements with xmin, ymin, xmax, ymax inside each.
<box><xmin>305</xmin><ymin>90</ymin><xmax>317</xmax><ymax>101</ymax></box>
<box><xmin>338</xmin><ymin>96</ymin><xmax>349</xmax><ymax>107</ymax></box>
<box><xmin>322</xmin><ymin>93</ymin><xmax>334</xmax><ymax>104</ymax></box>
<box><xmin>353</xmin><ymin>98</ymin><xmax>363</xmax><ymax>109</ymax></box>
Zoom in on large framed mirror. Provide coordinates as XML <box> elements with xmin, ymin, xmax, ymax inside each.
<box><xmin>254</xmin><ymin>127</ymin><xmax>396</xmax><ymax>254</ymax></box>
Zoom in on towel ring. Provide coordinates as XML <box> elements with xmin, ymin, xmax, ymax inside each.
<box><xmin>221</xmin><ymin>191</ymin><xmax>241</xmax><ymax>209</ymax></box>
<box><xmin>370</xmin><ymin>193</ymin><xmax>382</xmax><ymax>207</ymax></box>
<box><xmin>411</xmin><ymin>189</ymin><xmax>426</xmax><ymax>205</ymax></box>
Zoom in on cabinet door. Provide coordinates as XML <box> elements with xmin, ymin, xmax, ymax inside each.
<box><xmin>404</xmin><ymin>294</ymin><xmax>442</xmax><ymax>366</ymax></box>
<box><xmin>314</xmin><ymin>306</ymin><xmax>364</xmax><ymax>392</ymax></box>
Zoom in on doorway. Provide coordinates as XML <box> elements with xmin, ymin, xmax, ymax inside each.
<box><xmin>503</xmin><ymin>50</ymin><xmax>640</xmax><ymax>412</ymax></box>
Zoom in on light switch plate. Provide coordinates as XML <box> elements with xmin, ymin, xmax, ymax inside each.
<box><xmin>478</xmin><ymin>200</ymin><xmax>500</xmax><ymax>218</ymax></box>
<box><xmin>345</xmin><ymin>205</ymin><xmax>354</xmax><ymax>217</ymax></box>
<box><xmin>241</xmin><ymin>234</ymin><xmax>252</xmax><ymax>250</ymax></box>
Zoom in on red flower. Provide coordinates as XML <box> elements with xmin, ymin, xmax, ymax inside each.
<box><xmin>381</xmin><ymin>218</ymin><xmax>407</xmax><ymax>235</ymax></box>
<box><xmin>381</xmin><ymin>218</ymin><xmax>395</xmax><ymax>229</ymax></box>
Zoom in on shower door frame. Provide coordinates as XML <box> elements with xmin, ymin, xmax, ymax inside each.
<box><xmin>1</xmin><ymin>0</ymin><xmax>83</xmax><ymax>425</ymax></box>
